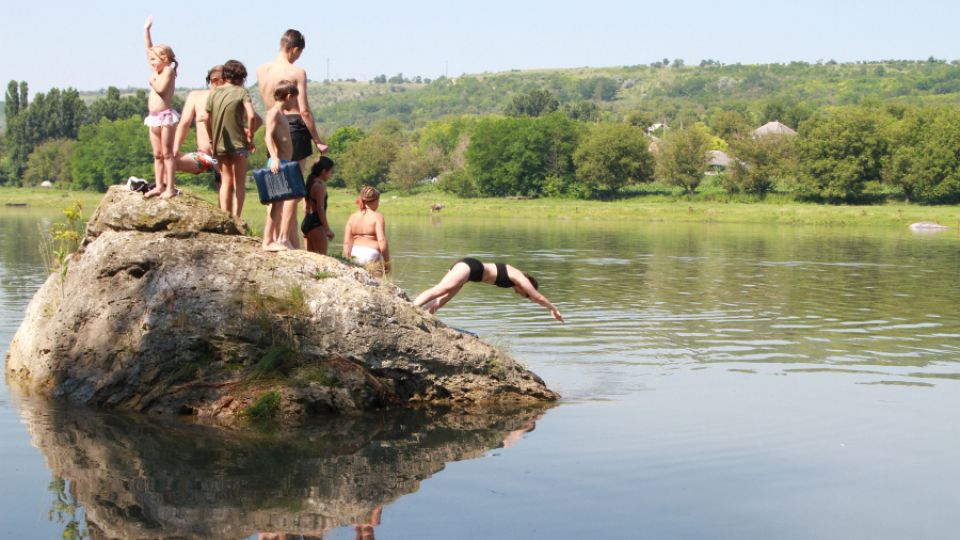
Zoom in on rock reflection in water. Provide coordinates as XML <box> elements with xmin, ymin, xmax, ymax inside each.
<box><xmin>19</xmin><ymin>399</ymin><xmax>546</xmax><ymax>539</ymax></box>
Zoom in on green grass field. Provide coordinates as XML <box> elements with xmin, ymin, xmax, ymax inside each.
<box><xmin>2</xmin><ymin>186</ymin><xmax>958</xmax><ymax>229</ymax></box>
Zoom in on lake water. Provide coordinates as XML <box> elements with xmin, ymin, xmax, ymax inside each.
<box><xmin>2</xmin><ymin>205</ymin><xmax>959</xmax><ymax>539</ymax></box>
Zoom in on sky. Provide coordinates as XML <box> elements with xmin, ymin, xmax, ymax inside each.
<box><xmin>1</xmin><ymin>0</ymin><xmax>958</xmax><ymax>94</ymax></box>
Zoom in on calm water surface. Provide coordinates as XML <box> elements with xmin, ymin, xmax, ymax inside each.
<box><xmin>2</xmin><ymin>206</ymin><xmax>959</xmax><ymax>539</ymax></box>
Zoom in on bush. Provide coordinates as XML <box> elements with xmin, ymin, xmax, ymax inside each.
<box><xmin>71</xmin><ymin>117</ymin><xmax>153</xmax><ymax>191</ymax></box>
<box><xmin>795</xmin><ymin>107</ymin><xmax>892</xmax><ymax>201</ymax></box>
<box><xmin>437</xmin><ymin>168</ymin><xmax>477</xmax><ymax>197</ymax></box>
<box><xmin>726</xmin><ymin>134</ymin><xmax>797</xmax><ymax>195</ymax></box>
<box><xmin>655</xmin><ymin>125</ymin><xmax>712</xmax><ymax>193</ymax></box>
<box><xmin>574</xmin><ymin>123</ymin><xmax>654</xmax><ymax>194</ymax></box>
<box><xmin>337</xmin><ymin>132</ymin><xmax>400</xmax><ymax>191</ymax></box>
<box><xmin>23</xmin><ymin>139</ymin><xmax>75</xmax><ymax>186</ymax></box>
<box><xmin>466</xmin><ymin>113</ymin><xmax>580</xmax><ymax>196</ymax></box>
<box><xmin>388</xmin><ymin>144</ymin><xmax>442</xmax><ymax>192</ymax></box>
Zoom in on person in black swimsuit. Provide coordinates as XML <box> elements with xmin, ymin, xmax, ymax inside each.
<box><xmin>302</xmin><ymin>156</ymin><xmax>335</xmax><ymax>254</ymax></box>
<box><xmin>412</xmin><ymin>258</ymin><xmax>564</xmax><ymax>322</ymax></box>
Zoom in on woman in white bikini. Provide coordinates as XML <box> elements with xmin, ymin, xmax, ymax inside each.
<box><xmin>342</xmin><ymin>186</ymin><xmax>390</xmax><ymax>274</ymax></box>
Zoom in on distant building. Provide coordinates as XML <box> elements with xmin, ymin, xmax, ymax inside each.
<box><xmin>706</xmin><ymin>150</ymin><xmax>733</xmax><ymax>170</ymax></box>
<box><xmin>752</xmin><ymin>121</ymin><xmax>797</xmax><ymax>137</ymax></box>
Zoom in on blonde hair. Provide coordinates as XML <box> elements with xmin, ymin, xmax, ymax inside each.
<box><xmin>355</xmin><ymin>186</ymin><xmax>380</xmax><ymax>210</ymax></box>
<box><xmin>150</xmin><ymin>44</ymin><xmax>178</xmax><ymax>75</ymax></box>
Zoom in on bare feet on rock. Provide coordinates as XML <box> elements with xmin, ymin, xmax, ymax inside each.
<box><xmin>143</xmin><ymin>185</ymin><xmax>165</xmax><ymax>198</ymax></box>
<box><xmin>264</xmin><ymin>241</ymin><xmax>291</xmax><ymax>252</ymax></box>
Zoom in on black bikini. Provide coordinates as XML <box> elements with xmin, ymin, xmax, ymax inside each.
<box><xmin>455</xmin><ymin>258</ymin><xmax>514</xmax><ymax>288</ymax></box>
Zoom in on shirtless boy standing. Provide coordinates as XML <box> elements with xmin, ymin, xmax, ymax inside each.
<box><xmin>262</xmin><ymin>81</ymin><xmax>299</xmax><ymax>251</ymax></box>
<box><xmin>257</xmin><ymin>29</ymin><xmax>328</xmax><ymax>248</ymax></box>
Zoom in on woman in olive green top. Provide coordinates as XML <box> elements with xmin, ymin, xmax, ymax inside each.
<box><xmin>206</xmin><ymin>59</ymin><xmax>261</xmax><ymax>217</ymax></box>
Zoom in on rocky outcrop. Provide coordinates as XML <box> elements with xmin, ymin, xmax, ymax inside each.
<box><xmin>5</xmin><ymin>187</ymin><xmax>557</xmax><ymax>422</ymax></box>
<box><xmin>20</xmin><ymin>397</ymin><xmax>544</xmax><ymax>539</ymax></box>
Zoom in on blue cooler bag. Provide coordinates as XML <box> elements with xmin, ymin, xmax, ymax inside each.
<box><xmin>253</xmin><ymin>160</ymin><xmax>306</xmax><ymax>204</ymax></box>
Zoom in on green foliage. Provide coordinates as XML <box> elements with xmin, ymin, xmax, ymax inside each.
<box><xmin>467</xmin><ymin>113</ymin><xmax>581</xmax><ymax>196</ymax></box>
<box><xmin>40</xmin><ymin>200</ymin><xmax>84</xmax><ymax>278</ymax></box>
<box><xmin>885</xmin><ymin>106</ymin><xmax>960</xmax><ymax>203</ymax></box>
<box><xmin>86</xmin><ymin>87</ymin><xmax>148</xmax><ymax>123</ymax></box>
<box><xmin>574</xmin><ymin>123</ymin><xmax>654</xmax><ymax>194</ymax></box>
<box><xmin>655</xmin><ymin>125</ymin><xmax>712</xmax><ymax>193</ymax></box>
<box><xmin>796</xmin><ymin>107</ymin><xmax>893</xmax><ymax>201</ymax></box>
<box><xmin>23</xmin><ymin>139</ymin><xmax>75</xmax><ymax>186</ymax></box>
<box><xmin>709</xmin><ymin>109</ymin><xmax>754</xmax><ymax>139</ymax></box>
<box><xmin>337</xmin><ymin>131</ymin><xmax>400</xmax><ymax>191</ymax></box>
<box><xmin>326</xmin><ymin>125</ymin><xmax>366</xmax><ymax>155</ymax></box>
<box><xmin>436</xmin><ymin>168</ymin><xmax>477</xmax><ymax>197</ymax></box>
<box><xmin>242</xmin><ymin>390</ymin><xmax>281</xmax><ymax>419</ymax></box>
<box><xmin>726</xmin><ymin>134</ymin><xmax>797</xmax><ymax>194</ymax></box>
<box><xmin>291</xmin><ymin>365</ymin><xmax>338</xmax><ymax>387</ymax></box>
<box><xmin>576</xmin><ymin>77</ymin><xmax>619</xmax><ymax>101</ymax></box>
<box><xmin>71</xmin><ymin>116</ymin><xmax>153</xmax><ymax>191</ymax></box>
<box><xmin>389</xmin><ymin>144</ymin><xmax>442</xmax><ymax>191</ymax></box>
<box><xmin>251</xmin><ymin>344</ymin><xmax>298</xmax><ymax>380</ymax></box>
<box><xmin>505</xmin><ymin>89</ymin><xmax>559</xmax><ymax>117</ymax></box>
<box><xmin>47</xmin><ymin>476</ymin><xmax>87</xmax><ymax>540</ymax></box>
<box><xmin>761</xmin><ymin>97</ymin><xmax>813</xmax><ymax>129</ymax></box>
<box><xmin>5</xmin><ymin>80</ymin><xmax>22</xmax><ymax>120</ymax></box>
<box><xmin>563</xmin><ymin>101</ymin><xmax>602</xmax><ymax>122</ymax></box>
<box><xmin>4</xmin><ymin>86</ymin><xmax>87</xmax><ymax>179</ymax></box>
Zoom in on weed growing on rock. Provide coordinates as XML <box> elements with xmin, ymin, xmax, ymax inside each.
<box><xmin>251</xmin><ymin>344</ymin><xmax>298</xmax><ymax>380</ymax></box>
<box><xmin>291</xmin><ymin>365</ymin><xmax>339</xmax><ymax>387</ymax></box>
<box><xmin>242</xmin><ymin>390</ymin><xmax>281</xmax><ymax>419</ymax></box>
<box><xmin>313</xmin><ymin>271</ymin><xmax>335</xmax><ymax>280</ymax></box>
<box><xmin>39</xmin><ymin>200</ymin><xmax>84</xmax><ymax>279</ymax></box>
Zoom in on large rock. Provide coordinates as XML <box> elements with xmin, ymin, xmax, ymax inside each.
<box><xmin>6</xmin><ymin>187</ymin><xmax>557</xmax><ymax>422</ymax></box>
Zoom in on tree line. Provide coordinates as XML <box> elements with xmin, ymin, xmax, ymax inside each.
<box><xmin>2</xmin><ymin>77</ymin><xmax>960</xmax><ymax>204</ymax></box>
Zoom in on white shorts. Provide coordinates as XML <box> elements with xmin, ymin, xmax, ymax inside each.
<box><xmin>351</xmin><ymin>245</ymin><xmax>381</xmax><ymax>264</ymax></box>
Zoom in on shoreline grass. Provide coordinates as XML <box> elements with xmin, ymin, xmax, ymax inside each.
<box><xmin>2</xmin><ymin>185</ymin><xmax>958</xmax><ymax>228</ymax></box>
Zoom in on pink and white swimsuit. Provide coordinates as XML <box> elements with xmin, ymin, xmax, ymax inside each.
<box><xmin>143</xmin><ymin>108</ymin><xmax>180</xmax><ymax>127</ymax></box>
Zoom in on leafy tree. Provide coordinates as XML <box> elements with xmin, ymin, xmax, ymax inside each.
<box><xmin>19</xmin><ymin>81</ymin><xmax>28</xmax><ymax>109</ymax></box>
<box><xmin>563</xmin><ymin>101</ymin><xmax>601</xmax><ymax>122</ymax></box>
<box><xmin>885</xmin><ymin>106</ymin><xmax>960</xmax><ymax>203</ymax></box>
<box><xmin>795</xmin><ymin>107</ymin><xmax>892</xmax><ymax>201</ymax></box>
<box><xmin>761</xmin><ymin>98</ymin><xmax>813</xmax><ymax>129</ymax></box>
<box><xmin>5</xmin><ymin>86</ymin><xmax>87</xmax><ymax>178</ymax></box>
<box><xmin>418</xmin><ymin>116</ymin><xmax>476</xmax><ymax>157</ymax></box>
<box><xmin>726</xmin><ymin>134</ymin><xmax>797</xmax><ymax>194</ymax></box>
<box><xmin>437</xmin><ymin>168</ymin><xmax>477</xmax><ymax>197</ymax></box>
<box><xmin>5</xmin><ymin>80</ymin><xmax>21</xmax><ymax>119</ymax></box>
<box><xmin>23</xmin><ymin>139</ymin><xmax>75</xmax><ymax>186</ymax></box>
<box><xmin>71</xmin><ymin>117</ymin><xmax>153</xmax><ymax>191</ymax></box>
<box><xmin>504</xmin><ymin>89</ymin><xmax>559</xmax><ymax>117</ymax></box>
<box><xmin>388</xmin><ymin>144</ymin><xmax>441</xmax><ymax>191</ymax></box>
<box><xmin>709</xmin><ymin>109</ymin><xmax>753</xmax><ymax>140</ymax></box>
<box><xmin>625</xmin><ymin>110</ymin><xmax>657</xmax><ymax>130</ymax></box>
<box><xmin>576</xmin><ymin>77</ymin><xmax>619</xmax><ymax>101</ymax></box>
<box><xmin>467</xmin><ymin>112</ymin><xmax>580</xmax><ymax>196</ymax></box>
<box><xmin>337</xmin><ymin>131</ymin><xmax>400</xmax><ymax>191</ymax></box>
<box><xmin>655</xmin><ymin>124</ymin><xmax>711</xmax><ymax>193</ymax></box>
<box><xmin>574</xmin><ymin>123</ymin><xmax>654</xmax><ymax>194</ymax></box>
<box><xmin>88</xmin><ymin>87</ymin><xmax>149</xmax><ymax>123</ymax></box>
<box><xmin>327</xmin><ymin>125</ymin><xmax>366</xmax><ymax>156</ymax></box>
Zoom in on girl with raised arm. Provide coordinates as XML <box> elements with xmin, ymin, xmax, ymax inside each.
<box><xmin>142</xmin><ymin>16</ymin><xmax>180</xmax><ymax>199</ymax></box>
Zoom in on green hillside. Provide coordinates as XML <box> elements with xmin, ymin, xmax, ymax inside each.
<box><xmin>308</xmin><ymin>60</ymin><xmax>960</xmax><ymax>132</ymax></box>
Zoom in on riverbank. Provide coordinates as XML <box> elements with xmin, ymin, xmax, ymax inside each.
<box><xmin>2</xmin><ymin>186</ymin><xmax>958</xmax><ymax>228</ymax></box>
